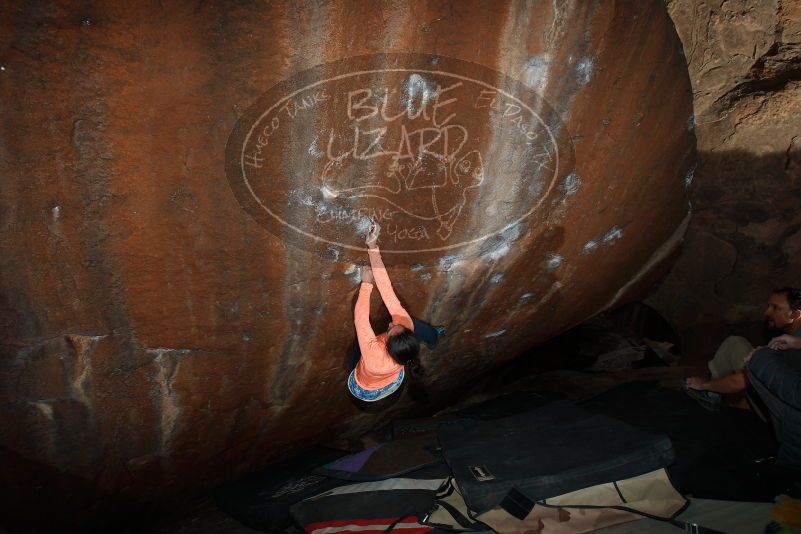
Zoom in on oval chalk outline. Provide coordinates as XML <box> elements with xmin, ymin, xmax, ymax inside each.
<box><xmin>238</xmin><ymin>60</ymin><xmax>563</xmax><ymax>254</ymax></box>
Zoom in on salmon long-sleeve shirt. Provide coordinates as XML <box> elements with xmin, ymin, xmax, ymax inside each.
<box><xmin>353</xmin><ymin>246</ymin><xmax>414</xmax><ymax>390</ymax></box>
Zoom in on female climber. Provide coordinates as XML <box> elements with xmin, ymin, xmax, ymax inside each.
<box><xmin>347</xmin><ymin>222</ymin><xmax>444</xmax><ymax>402</ymax></box>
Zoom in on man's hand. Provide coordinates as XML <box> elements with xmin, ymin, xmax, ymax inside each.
<box><xmin>365</xmin><ymin>222</ymin><xmax>381</xmax><ymax>249</ymax></box>
<box><xmin>768</xmin><ymin>334</ymin><xmax>801</xmax><ymax>350</ymax></box>
<box><xmin>360</xmin><ymin>265</ymin><xmax>374</xmax><ymax>284</ymax></box>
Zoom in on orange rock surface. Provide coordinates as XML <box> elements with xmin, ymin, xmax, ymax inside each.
<box><xmin>0</xmin><ymin>0</ymin><xmax>694</xmax><ymax>523</ymax></box>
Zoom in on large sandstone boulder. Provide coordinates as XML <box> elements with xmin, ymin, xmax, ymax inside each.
<box><xmin>0</xmin><ymin>0</ymin><xmax>694</xmax><ymax>524</ymax></box>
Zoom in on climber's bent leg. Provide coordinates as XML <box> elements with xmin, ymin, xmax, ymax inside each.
<box><xmin>412</xmin><ymin>318</ymin><xmax>441</xmax><ymax>348</ymax></box>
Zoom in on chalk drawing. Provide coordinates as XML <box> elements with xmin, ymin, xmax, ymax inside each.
<box><xmin>318</xmin><ymin>76</ymin><xmax>483</xmax><ymax>242</ymax></box>
<box><xmin>385</xmin><ymin>221</ymin><xmax>430</xmax><ymax>243</ymax></box>
<box><xmin>314</xmin><ymin>204</ymin><xmax>396</xmax><ymax>226</ymax></box>
<box><xmin>321</xmin><ymin>127</ymin><xmax>483</xmax><ymax>240</ymax></box>
<box><xmin>226</xmin><ymin>53</ymin><xmax>573</xmax><ymax>263</ymax></box>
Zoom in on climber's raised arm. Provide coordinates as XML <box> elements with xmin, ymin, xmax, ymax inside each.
<box><xmin>365</xmin><ymin>223</ymin><xmax>413</xmax><ymax>331</ymax></box>
<box><xmin>354</xmin><ymin>266</ymin><xmax>379</xmax><ymax>355</ymax></box>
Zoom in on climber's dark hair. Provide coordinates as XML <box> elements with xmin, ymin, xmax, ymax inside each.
<box><xmin>386</xmin><ymin>328</ymin><xmax>422</xmax><ymax>374</ymax></box>
<box><xmin>774</xmin><ymin>287</ymin><xmax>801</xmax><ymax>312</ymax></box>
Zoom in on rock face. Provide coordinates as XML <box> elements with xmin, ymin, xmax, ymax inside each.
<box><xmin>0</xmin><ymin>0</ymin><xmax>693</xmax><ymax>524</ymax></box>
<box><xmin>650</xmin><ymin>0</ymin><xmax>801</xmax><ymax>357</ymax></box>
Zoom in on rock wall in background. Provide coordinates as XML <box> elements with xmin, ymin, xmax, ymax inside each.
<box><xmin>0</xmin><ymin>0</ymin><xmax>693</xmax><ymax>527</ymax></box>
<box><xmin>650</xmin><ymin>0</ymin><xmax>801</xmax><ymax>358</ymax></box>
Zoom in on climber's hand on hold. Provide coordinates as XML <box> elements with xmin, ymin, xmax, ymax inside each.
<box><xmin>365</xmin><ymin>222</ymin><xmax>381</xmax><ymax>249</ymax></box>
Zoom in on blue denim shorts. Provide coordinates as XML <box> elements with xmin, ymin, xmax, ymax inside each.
<box><xmin>347</xmin><ymin>368</ymin><xmax>405</xmax><ymax>402</ymax></box>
